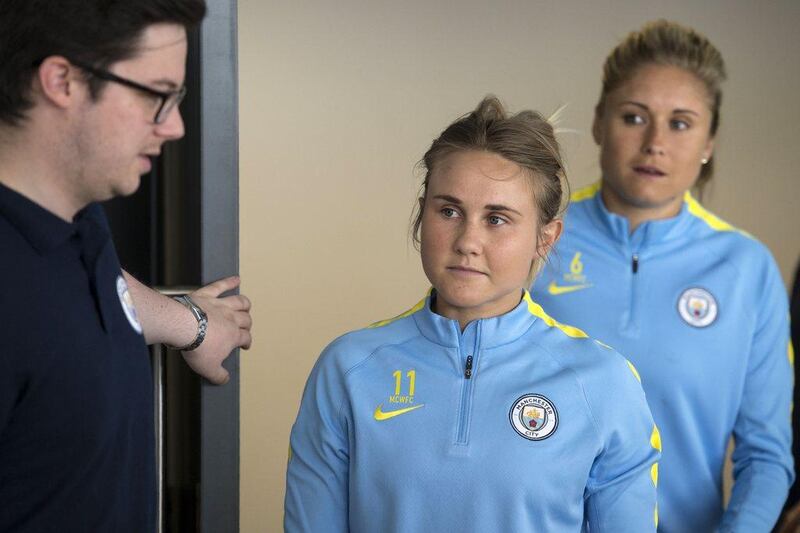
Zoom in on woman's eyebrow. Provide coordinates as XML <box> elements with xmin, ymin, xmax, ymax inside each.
<box><xmin>485</xmin><ymin>204</ymin><xmax>522</xmax><ymax>216</ymax></box>
<box><xmin>619</xmin><ymin>100</ymin><xmax>700</xmax><ymax>116</ymax></box>
<box><xmin>434</xmin><ymin>195</ymin><xmax>521</xmax><ymax>216</ymax></box>
<box><xmin>432</xmin><ymin>194</ymin><xmax>462</xmax><ymax>204</ymax></box>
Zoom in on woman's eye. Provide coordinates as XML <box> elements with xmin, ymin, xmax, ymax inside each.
<box><xmin>488</xmin><ymin>215</ymin><xmax>506</xmax><ymax>226</ymax></box>
<box><xmin>670</xmin><ymin>119</ymin><xmax>690</xmax><ymax>131</ymax></box>
<box><xmin>441</xmin><ymin>207</ymin><xmax>459</xmax><ymax>218</ymax></box>
<box><xmin>622</xmin><ymin>113</ymin><xmax>644</xmax><ymax>125</ymax></box>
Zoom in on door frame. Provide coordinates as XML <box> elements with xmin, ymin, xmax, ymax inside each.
<box><xmin>198</xmin><ymin>1</ymin><xmax>240</xmax><ymax>531</ymax></box>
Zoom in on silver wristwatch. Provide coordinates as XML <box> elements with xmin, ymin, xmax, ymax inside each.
<box><xmin>167</xmin><ymin>295</ymin><xmax>208</xmax><ymax>351</ymax></box>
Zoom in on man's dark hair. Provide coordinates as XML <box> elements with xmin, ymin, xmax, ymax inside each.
<box><xmin>0</xmin><ymin>0</ymin><xmax>207</xmax><ymax>126</ymax></box>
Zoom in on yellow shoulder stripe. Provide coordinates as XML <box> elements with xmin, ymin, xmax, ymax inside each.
<box><xmin>594</xmin><ymin>339</ymin><xmax>613</xmax><ymax>350</ymax></box>
<box><xmin>788</xmin><ymin>339</ymin><xmax>795</xmax><ymax>367</ymax></box>
<box><xmin>523</xmin><ymin>292</ymin><xmax>588</xmax><ymax>338</ymax></box>
<box><xmin>650</xmin><ymin>424</ymin><xmax>661</xmax><ymax>523</ymax></box>
<box><xmin>683</xmin><ymin>191</ymin><xmax>751</xmax><ymax>236</ymax></box>
<box><xmin>570</xmin><ymin>181</ymin><xmax>601</xmax><ymax>203</ymax></box>
<box><xmin>650</xmin><ymin>426</ymin><xmax>661</xmax><ymax>525</ymax></box>
<box><xmin>368</xmin><ymin>294</ymin><xmax>428</xmax><ymax>328</ymax></box>
<box><xmin>650</xmin><ymin>425</ymin><xmax>662</xmax><ymax>452</ymax></box>
<box><xmin>626</xmin><ymin>360</ymin><xmax>642</xmax><ymax>382</ymax></box>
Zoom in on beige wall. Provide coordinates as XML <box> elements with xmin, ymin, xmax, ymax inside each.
<box><xmin>239</xmin><ymin>1</ymin><xmax>800</xmax><ymax>529</ymax></box>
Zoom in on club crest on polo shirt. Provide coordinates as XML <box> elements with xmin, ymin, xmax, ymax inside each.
<box><xmin>677</xmin><ymin>287</ymin><xmax>718</xmax><ymax>328</ymax></box>
<box><xmin>509</xmin><ymin>394</ymin><xmax>558</xmax><ymax>441</ymax></box>
<box><xmin>116</xmin><ymin>275</ymin><xmax>143</xmax><ymax>335</ymax></box>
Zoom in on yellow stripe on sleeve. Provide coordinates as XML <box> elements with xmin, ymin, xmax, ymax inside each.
<box><xmin>594</xmin><ymin>339</ymin><xmax>613</xmax><ymax>350</ymax></box>
<box><xmin>650</xmin><ymin>425</ymin><xmax>661</xmax><ymax>525</ymax></box>
<box><xmin>650</xmin><ymin>425</ymin><xmax>662</xmax><ymax>452</ymax></box>
<box><xmin>626</xmin><ymin>360</ymin><xmax>642</xmax><ymax>382</ymax></box>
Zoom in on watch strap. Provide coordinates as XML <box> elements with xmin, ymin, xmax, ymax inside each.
<box><xmin>166</xmin><ymin>294</ymin><xmax>208</xmax><ymax>351</ymax></box>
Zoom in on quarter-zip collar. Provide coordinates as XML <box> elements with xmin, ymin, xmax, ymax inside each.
<box><xmin>583</xmin><ymin>184</ymin><xmax>696</xmax><ymax>249</ymax></box>
<box><xmin>413</xmin><ymin>289</ymin><xmax>537</xmax><ymax>349</ymax></box>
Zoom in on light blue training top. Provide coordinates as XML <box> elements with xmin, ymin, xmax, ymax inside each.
<box><xmin>286</xmin><ymin>289</ymin><xmax>660</xmax><ymax>532</ymax></box>
<box><xmin>532</xmin><ymin>183</ymin><xmax>794</xmax><ymax>533</ymax></box>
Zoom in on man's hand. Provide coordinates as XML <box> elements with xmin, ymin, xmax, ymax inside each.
<box><xmin>180</xmin><ymin>276</ymin><xmax>252</xmax><ymax>385</ymax></box>
<box><xmin>123</xmin><ymin>271</ymin><xmax>252</xmax><ymax>385</ymax></box>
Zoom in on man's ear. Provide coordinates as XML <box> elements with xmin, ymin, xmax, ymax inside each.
<box><xmin>35</xmin><ymin>56</ymin><xmax>80</xmax><ymax>109</ymax></box>
<box><xmin>537</xmin><ymin>219</ymin><xmax>563</xmax><ymax>258</ymax></box>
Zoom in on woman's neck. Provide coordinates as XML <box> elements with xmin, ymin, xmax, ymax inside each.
<box><xmin>600</xmin><ymin>183</ymin><xmax>684</xmax><ymax>234</ymax></box>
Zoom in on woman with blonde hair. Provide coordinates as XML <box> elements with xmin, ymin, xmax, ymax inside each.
<box><xmin>285</xmin><ymin>96</ymin><xmax>660</xmax><ymax>532</ymax></box>
<box><xmin>532</xmin><ymin>20</ymin><xmax>793</xmax><ymax>532</ymax></box>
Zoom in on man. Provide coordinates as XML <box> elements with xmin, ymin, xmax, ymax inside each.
<box><xmin>0</xmin><ymin>0</ymin><xmax>251</xmax><ymax>530</ymax></box>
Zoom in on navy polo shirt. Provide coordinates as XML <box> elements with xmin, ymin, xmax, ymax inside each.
<box><xmin>0</xmin><ymin>183</ymin><xmax>155</xmax><ymax>532</ymax></box>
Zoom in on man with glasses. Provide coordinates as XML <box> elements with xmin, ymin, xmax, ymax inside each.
<box><xmin>0</xmin><ymin>1</ymin><xmax>251</xmax><ymax>530</ymax></box>
<box><xmin>67</xmin><ymin>59</ymin><xmax>189</xmax><ymax>126</ymax></box>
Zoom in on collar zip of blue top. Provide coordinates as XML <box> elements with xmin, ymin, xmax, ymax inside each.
<box><xmin>464</xmin><ymin>355</ymin><xmax>474</xmax><ymax>379</ymax></box>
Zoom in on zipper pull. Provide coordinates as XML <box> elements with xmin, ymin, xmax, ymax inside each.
<box><xmin>632</xmin><ymin>254</ymin><xmax>639</xmax><ymax>274</ymax></box>
<box><xmin>464</xmin><ymin>355</ymin><xmax>474</xmax><ymax>379</ymax></box>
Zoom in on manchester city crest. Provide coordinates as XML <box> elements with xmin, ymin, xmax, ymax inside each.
<box><xmin>677</xmin><ymin>287</ymin><xmax>718</xmax><ymax>328</ymax></box>
<box><xmin>116</xmin><ymin>275</ymin><xmax>143</xmax><ymax>335</ymax></box>
<box><xmin>509</xmin><ymin>394</ymin><xmax>558</xmax><ymax>441</ymax></box>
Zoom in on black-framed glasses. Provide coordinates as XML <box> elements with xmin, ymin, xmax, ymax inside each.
<box><xmin>70</xmin><ymin>59</ymin><xmax>186</xmax><ymax>124</ymax></box>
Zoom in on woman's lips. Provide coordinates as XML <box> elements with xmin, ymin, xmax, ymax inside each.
<box><xmin>447</xmin><ymin>266</ymin><xmax>486</xmax><ymax>277</ymax></box>
<box><xmin>633</xmin><ymin>165</ymin><xmax>666</xmax><ymax>177</ymax></box>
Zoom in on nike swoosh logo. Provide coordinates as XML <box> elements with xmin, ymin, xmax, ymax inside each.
<box><xmin>373</xmin><ymin>403</ymin><xmax>425</xmax><ymax>421</ymax></box>
<box><xmin>547</xmin><ymin>281</ymin><xmax>592</xmax><ymax>295</ymax></box>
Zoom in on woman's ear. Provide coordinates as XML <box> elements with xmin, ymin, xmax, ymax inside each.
<box><xmin>702</xmin><ymin>136</ymin><xmax>715</xmax><ymax>164</ymax></box>
<box><xmin>537</xmin><ymin>219</ymin><xmax>563</xmax><ymax>258</ymax></box>
<box><xmin>591</xmin><ymin>103</ymin><xmax>605</xmax><ymax>146</ymax></box>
